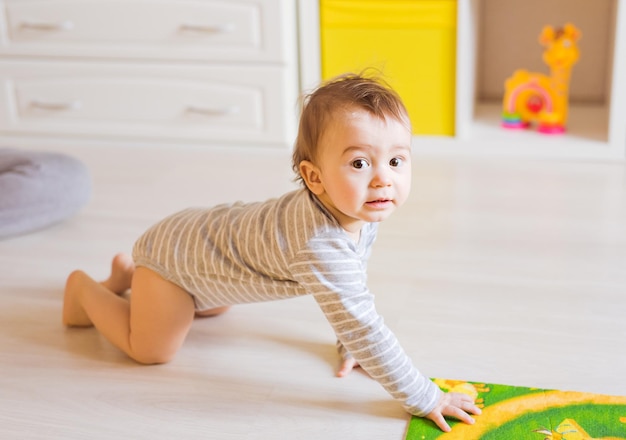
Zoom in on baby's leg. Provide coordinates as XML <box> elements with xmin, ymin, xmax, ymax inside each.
<box><xmin>63</xmin><ymin>265</ymin><xmax>195</xmax><ymax>364</ymax></box>
<box><xmin>101</xmin><ymin>253</ymin><xmax>135</xmax><ymax>295</ymax></box>
<box><xmin>63</xmin><ymin>253</ymin><xmax>134</xmax><ymax>327</ymax></box>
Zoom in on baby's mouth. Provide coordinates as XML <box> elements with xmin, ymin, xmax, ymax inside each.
<box><xmin>366</xmin><ymin>198</ymin><xmax>392</xmax><ymax>205</ymax></box>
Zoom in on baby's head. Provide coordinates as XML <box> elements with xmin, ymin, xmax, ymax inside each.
<box><xmin>292</xmin><ymin>73</ymin><xmax>410</xmax><ymax>186</ymax></box>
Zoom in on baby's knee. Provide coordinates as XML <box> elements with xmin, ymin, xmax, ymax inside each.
<box><xmin>132</xmin><ymin>353</ymin><xmax>173</xmax><ymax>365</ymax></box>
<box><xmin>128</xmin><ymin>341</ymin><xmax>178</xmax><ymax>365</ymax></box>
<box><xmin>65</xmin><ymin>270</ymin><xmax>88</xmax><ymax>291</ymax></box>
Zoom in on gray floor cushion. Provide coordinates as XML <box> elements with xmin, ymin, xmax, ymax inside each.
<box><xmin>0</xmin><ymin>149</ymin><xmax>91</xmax><ymax>239</ymax></box>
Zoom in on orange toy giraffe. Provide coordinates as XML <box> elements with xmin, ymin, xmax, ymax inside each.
<box><xmin>502</xmin><ymin>23</ymin><xmax>582</xmax><ymax>134</ymax></box>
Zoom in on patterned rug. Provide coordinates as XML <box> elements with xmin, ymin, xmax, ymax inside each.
<box><xmin>405</xmin><ymin>379</ymin><xmax>626</xmax><ymax>439</ymax></box>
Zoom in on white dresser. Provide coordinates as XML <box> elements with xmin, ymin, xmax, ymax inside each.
<box><xmin>0</xmin><ymin>0</ymin><xmax>299</xmax><ymax>148</ymax></box>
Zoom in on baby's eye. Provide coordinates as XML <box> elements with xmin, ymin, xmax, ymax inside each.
<box><xmin>389</xmin><ymin>157</ymin><xmax>404</xmax><ymax>167</ymax></box>
<box><xmin>351</xmin><ymin>159</ymin><xmax>370</xmax><ymax>169</ymax></box>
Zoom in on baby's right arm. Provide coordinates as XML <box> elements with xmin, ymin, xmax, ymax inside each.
<box><xmin>425</xmin><ymin>392</ymin><xmax>482</xmax><ymax>432</ymax></box>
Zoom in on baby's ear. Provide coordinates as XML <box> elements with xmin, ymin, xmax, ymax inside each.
<box><xmin>299</xmin><ymin>160</ymin><xmax>324</xmax><ymax>195</ymax></box>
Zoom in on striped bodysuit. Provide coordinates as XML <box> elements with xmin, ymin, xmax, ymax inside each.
<box><xmin>132</xmin><ymin>188</ymin><xmax>441</xmax><ymax>416</ymax></box>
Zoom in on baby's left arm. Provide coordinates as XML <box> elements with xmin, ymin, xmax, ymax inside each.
<box><xmin>336</xmin><ymin>357</ymin><xmax>359</xmax><ymax>377</ymax></box>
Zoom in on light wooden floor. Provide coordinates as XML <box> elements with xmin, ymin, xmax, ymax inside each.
<box><xmin>1</xmin><ymin>143</ymin><xmax>625</xmax><ymax>439</ymax></box>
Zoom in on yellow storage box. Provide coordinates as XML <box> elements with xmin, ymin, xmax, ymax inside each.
<box><xmin>320</xmin><ymin>0</ymin><xmax>457</xmax><ymax>136</ymax></box>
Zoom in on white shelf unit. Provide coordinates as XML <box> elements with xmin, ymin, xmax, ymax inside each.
<box><xmin>298</xmin><ymin>0</ymin><xmax>626</xmax><ymax>160</ymax></box>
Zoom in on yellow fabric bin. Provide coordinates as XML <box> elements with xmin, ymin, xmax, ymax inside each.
<box><xmin>320</xmin><ymin>0</ymin><xmax>457</xmax><ymax>136</ymax></box>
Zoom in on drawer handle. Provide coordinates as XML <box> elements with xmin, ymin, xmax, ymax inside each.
<box><xmin>179</xmin><ymin>23</ymin><xmax>236</xmax><ymax>34</ymax></box>
<box><xmin>186</xmin><ymin>106</ymin><xmax>239</xmax><ymax>116</ymax></box>
<box><xmin>20</xmin><ymin>20</ymin><xmax>75</xmax><ymax>31</ymax></box>
<box><xmin>31</xmin><ymin>100</ymin><xmax>82</xmax><ymax>111</ymax></box>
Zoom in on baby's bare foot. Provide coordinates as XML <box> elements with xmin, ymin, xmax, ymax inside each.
<box><xmin>101</xmin><ymin>253</ymin><xmax>135</xmax><ymax>295</ymax></box>
<box><xmin>62</xmin><ymin>270</ymin><xmax>93</xmax><ymax>327</ymax></box>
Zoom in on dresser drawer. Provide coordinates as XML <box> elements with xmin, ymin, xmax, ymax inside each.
<box><xmin>0</xmin><ymin>0</ymin><xmax>295</xmax><ymax>63</ymax></box>
<box><xmin>0</xmin><ymin>60</ymin><xmax>297</xmax><ymax>145</ymax></box>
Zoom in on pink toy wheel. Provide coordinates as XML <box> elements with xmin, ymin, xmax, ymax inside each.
<box><xmin>538</xmin><ymin>124</ymin><xmax>565</xmax><ymax>134</ymax></box>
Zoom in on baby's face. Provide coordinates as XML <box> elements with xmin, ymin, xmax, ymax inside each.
<box><xmin>312</xmin><ymin>107</ymin><xmax>412</xmax><ymax>235</ymax></box>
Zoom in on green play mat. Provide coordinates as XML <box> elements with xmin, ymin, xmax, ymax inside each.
<box><xmin>406</xmin><ymin>379</ymin><xmax>626</xmax><ymax>439</ymax></box>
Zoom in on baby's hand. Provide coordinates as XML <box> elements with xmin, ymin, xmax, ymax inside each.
<box><xmin>336</xmin><ymin>357</ymin><xmax>360</xmax><ymax>377</ymax></box>
<box><xmin>426</xmin><ymin>392</ymin><xmax>482</xmax><ymax>432</ymax></box>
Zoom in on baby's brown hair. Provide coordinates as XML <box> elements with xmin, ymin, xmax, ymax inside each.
<box><xmin>292</xmin><ymin>72</ymin><xmax>410</xmax><ymax>186</ymax></box>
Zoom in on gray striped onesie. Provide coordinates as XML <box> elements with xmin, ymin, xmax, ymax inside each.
<box><xmin>132</xmin><ymin>188</ymin><xmax>441</xmax><ymax>416</ymax></box>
